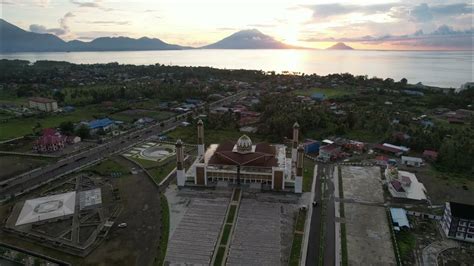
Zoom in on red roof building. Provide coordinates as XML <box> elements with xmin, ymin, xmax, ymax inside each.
<box><xmin>33</xmin><ymin>129</ymin><xmax>66</xmax><ymax>153</ymax></box>
<box><xmin>423</xmin><ymin>150</ymin><xmax>438</xmax><ymax>161</ymax></box>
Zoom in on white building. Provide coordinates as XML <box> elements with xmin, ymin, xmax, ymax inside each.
<box><xmin>28</xmin><ymin>97</ymin><xmax>58</xmax><ymax>112</ymax></box>
<box><xmin>386</xmin><ymin>168</ymin><xmax>427</xmax><ymax>201</ymax></box>
<box><xmin>401</xmin><ymin>156</ymin><xmax>424</xmax><ymax>167</ymax></box>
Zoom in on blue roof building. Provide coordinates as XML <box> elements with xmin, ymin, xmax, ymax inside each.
<box><xmin>88</xmin><ymin>118</ymin><xmax>115</xmax><ymax>129</ymax></box>
<box><xmin>390</xmin><ymin>208</ymin><xmax>410</xmax><ymax>231</ymax></box>
<box><xmin>311</xmin><ymin>93</ymin><xmax>325</xmax><ymax>101</ymax></box>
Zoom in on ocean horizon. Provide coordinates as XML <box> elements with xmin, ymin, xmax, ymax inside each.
<box><xmin>2</xmin><ymin>49</ymin><xmax>472</xmax><ymax>88</ymax></box>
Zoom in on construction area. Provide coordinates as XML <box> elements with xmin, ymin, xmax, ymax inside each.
<box><xmin>339</xmin><ymin>166</ymin><xmax>396</xmax><ymax>265</ymax></box>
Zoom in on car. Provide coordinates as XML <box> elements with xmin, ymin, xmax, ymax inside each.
<box><xmin>118</xmin><ymin>223</ymin><xmax>128</xmax><ymax>228</ymax></box>
<box><xmin>312</xmin><ymin>201</ymin><xmax>318</xmax><ymax>207</ymax></box>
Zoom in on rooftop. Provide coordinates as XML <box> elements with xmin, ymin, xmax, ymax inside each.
<box><xmin>29</xmin><ymin>97</ymin><xmax>56</xmax><ymax>103</ymax></box>
<box><xmin>450</xmin><ymin>202</ymin><xmax>474</xmax><ymax>220</ymax></box>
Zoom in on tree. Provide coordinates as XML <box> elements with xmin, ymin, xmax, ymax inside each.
<box><xmin>76</xmin><ymin>124</ymin><xmax>90</xmax><ymax>139</ymax></box>
<box><xmin>59</xmin><ymin>121</ymin><xmax>74</xmax><ymax>135</ymax></box>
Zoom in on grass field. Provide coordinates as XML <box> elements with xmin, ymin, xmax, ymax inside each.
<box><xmin>156</xmin><ymin>194</ymin><xmax>170</xmax><ymax>266</ymax></box>
<box><xmin>0</xmin><ymin>105</ymin><xmax>108</xmax><ymax>141</ymax></box>
<box><xmin>147</xmin><ymin>159</ymin><xmax>176</xmax><ymax>184</ymax></box>
<box><xmin>86</xmin><ymin>159</ymin><xmax>128</xmax><ymax>176</ymax></box>
<box><xmin>293</xmin><ymin>88</ymin><xmax>355</xmax><ymax>99</ymax></box>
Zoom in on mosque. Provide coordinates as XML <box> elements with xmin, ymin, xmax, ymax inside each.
<box><xmin>175</xmin><ymin>120</ymin><xmax>304</xmax><ymax>193</ymax></box>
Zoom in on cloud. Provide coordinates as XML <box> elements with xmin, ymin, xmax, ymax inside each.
<box><xmin>301</xmin><ymin>24</ymin><xmax>473</xmax><ymax>49</ymax></box>
<box><xmin>247</xmin><ymin>23</ymin><xmax>275</xmax><ymax>28</ymax></box>
<box><xmin>29</xmin><ymin>12</ymin><xmax>75</xmax><ymax>37</ymax></box>
<box><xmin>305</xmin><ymin>3</ymin><xmax>394</xmax><ymax>19</ymax></box>
<box><xmin>70</xmin><ymin>0</ymin><xmax>114</xmax><ymax>11</ymax></box>
<box><xmin>87</xmin><ymin>20</ymin><xmax>130</xmax><ymax>25</ymax></box>
<box><xmin>409</xmin><ymin>3</ymin><xmax>471</xmax><ymax>22</ymax></box>
<box><xmin>29</xmin><ymin>24</ymin><xmax>66</xmax><ymax>35</ymax></box>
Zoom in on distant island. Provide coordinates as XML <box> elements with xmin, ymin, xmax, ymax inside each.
<box><xmin>0</xmin><ymin>19</ymin><xmax>302</xmax><ymax>52</ymax></box>
<box><xmin>326</xmin><ymin>42</ymin><xmax>354</xmax><ymax>50</ymax></box>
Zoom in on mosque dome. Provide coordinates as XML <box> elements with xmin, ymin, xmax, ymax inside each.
<box><xmin>236</xmin><ymin>135</ymin><xmax>253</xmax><ymax>153</ymax></box>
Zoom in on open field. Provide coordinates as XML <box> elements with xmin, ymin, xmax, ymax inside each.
<box><xmin>293</xmin><ymin>87</ymin><xmax>356</xmax><ymax>98</ymax></box>
<box><xmin>340</xmin><ymin>166</ymin><xmax>396</xmax><ymax>265</ymax></box>
<box><xmin>412</xmin><ymin>165</ymin><xmax>474</xmax><ymax>205</ymax></box>
<box><xmin>303</xmin><ymin>158</ymin><xmax>315</xmax><ymax>192</ymax></box>
<box><xmin>85</xmin><ymin>159</ymin><xmax>129</xmax><ymax>176</ymax></box>
<box><xmin>0</xmin><ymin>156</ymin><xmax>163</xmax><ymax>265</ymax></box>
<box><xmin>0</xmin><ymin>105</ymin><xmax>108</xmax><ymax>141</ymax></box>
<box><xmin>0</xmin><ymin>155</ymin><xmax>53</xmax><ymax>181</ymax></box>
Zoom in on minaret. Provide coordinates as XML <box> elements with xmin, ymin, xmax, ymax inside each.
<box><xmin>295</xmin><ymin>144</ymin><xmax>304</xmax><ymax>193</ymax></box>
<box><xmin>291</xmin><ymin>122</ymin><xmax>300</xmax><ymax>164</ymax></box>
<box><xmin>197</xmin><ymin>119</ymin><xmax>205</xmax><ymax>157</ymax></box>
<box><xmin>175</xmin><ymin>139</ymin><xmax>186</xmax><ymax>186</ymax></box>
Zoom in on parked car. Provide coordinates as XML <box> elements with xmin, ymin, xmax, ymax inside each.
<box><xmin>118</xmin><ymin>223</ymin><xmax>127</xmax><ymax>228</ymax></box>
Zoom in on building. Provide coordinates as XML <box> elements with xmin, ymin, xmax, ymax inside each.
<box><xmin>303</xmin><ymin>139</ymin><xmax>320</xmax><ymax>154</ymax></box>
<box><xmin>373</xmin><ymin>143</ymin><xmax>405</xmax><ymax>157</ymax></box>
<box><xmin>177</xmin><ymin>121</ymin><xmax>303</xmax><ymax>193</ymax></box>
<box><xmin>375</xmin><ymin>155</ymin><xmax>389</xmax><ymax>166</ymax></box>
<box><xmin>311</xmin><ymin>93</ymin><xmax>325</xmax><ymax>101</ymax></box>
<box><xmin>441</xmin><ymin>202</ymin><xmax>474</xmax><ymax>243</ymax></box>
<box><xmin>386</xmin><ymin>168</ymin><xmax>427</xmax><ymax>201</ymax></box>
<box><xmin>423</xmin><ymin>150</ymin><xmax>438</xmax><ymax>161</ymax></box>
<box><xmin>88</xmin><ymin>118</ymin><xmax>115</xmax><ymax>132</ymax></box>
<box><xmin>401</xmin><ymin>156</ymin><xmax>424</xmax><ymax>167</ymax></box>
<box><xmin>318</xmin><ymin>144</ymin><xmax>340</xmax><ymax>162</ymax></box>
<box><xmin>33</xmin><ymin>128</ymin><xmax>66</xmax><ymax>153</ymax></box>
<box><xmin>28</xmin><ymin>97</ymin><xmax>58</xmax><ymax>112</ymax></box>
<box><xmin>390</xmin><ymin>208</ymin><xmax>410</xmax><ymax>231</ymax></box>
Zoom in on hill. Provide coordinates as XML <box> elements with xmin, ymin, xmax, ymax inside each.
<box><xmin>0</xmin><ymin>19</ymin><xmax>189</xmax><ymax>52</ymax></box>
<box><xmin>202</xmin><ymin>29</ymin><xmax>298</xmax><ymax>49</ymax></box>
<box><xmin>326</xmin><ymin>42</ymin><xmax>354</xmax><ymax>50</ymax></box>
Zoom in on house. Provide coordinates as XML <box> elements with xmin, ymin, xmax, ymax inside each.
<box><xmin>33</xmin><ymin>128</ymin><xmax>66</xmax><ymax>153</ymax></box>
<box><xmin>373</xmin><ymin>144</ymin><xmax>403</xmax><ymax>156</ymax></box>
<box><xmin>401</xmin><ymin>156</ymin><xmax>424</xmax><ymax>167</ymax></box>
<box><xmin>303</xmin><ymin>139</ymin><xmax>320</xmax><ymax>154</ymax></box>
<box><xmin>88</xmin><ymin>118</ymin><xmax>115</xmax><ymax>132</ymax></box>
<box><xmin>318</xmin><ymin>144</ymin><xmax>340</xmax><ymax>162</ymax></box>
<box><xmin>423</xmin><ymin>150</ymin><xmax>438</xmax><ymax>161</ymax></box>
<box><xmin>28</xmin><ymin>97</ymin><xmax>58</xmax><ymax>112</ymax></box>
<box><xmin>66</xmin><ymin>136</ymin><xmax>81</xmax><ymax>144</ymax></box>
<box><xmin>375</xmin><ymin>155</ymin><xmax>389</xmax><ymax>166</ymax></box>
<box><xmin>311</xmin><ymin>93</ymin><xmax>325</xmax><ymax>101</ymax></box>
<box><xmin>386</xmin><ymin>168</ymin><xmax>427</xmax><ymax>201</ymax></box>
<box><xmin>390</xmin><ymin>208</ymin><xmax>410</xmax><ymax>231</ymax></box>
<box><xmin>441</xmin><ymin>202</ymin><xmax>474</xmax><ymax>243</ymax></box>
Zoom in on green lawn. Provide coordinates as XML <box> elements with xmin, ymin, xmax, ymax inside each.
<box><xmin>303</xmin><ymin>158</ymin><xmax>315</xmax><ymax>192</ymax></box>
<box><xmin>226</xmin><ymin>205</ymin><xmax>237</xmax><ymax>224</ymax></box>
<box><xmin>213</xmin><ymin>246</ymin><xmax>226</xmax><ymax>266</ymax></box>
<box><xmin>156</xmin><ymin>194</ymin><xmax>170</xmax><ymax>266</ymax></box>
<box><xmin>395</xmin><ymin>231</ymin><xmax>415</xmax><ymax>263</ymax></box>
<box><xmin>86</xmin><ymin>159</ymin><xmax>128</xmax><ymax>176</ymax></box>
<box><xmin>0</xmin><ymin>105</ymin><xmax>108</xmax><ymax>140</ymax></box>
<box><xmin>147</xmin><ymin>160</ymin><xmax>176</xmax><ymax>184</ymax></box>
<box><xmin>289</xmin><ymin>234</ymin><xmax>303</xmax><ymax>266</ymax></box>
<box><xmin>293</xmin><ymin>87</ymin><xmax>355</xmax><ymax>99</ymax></box>
<box><xmin>221</xmin><ymin>224</ymin><xmax>232</xmax><ymax>245</ymax></box>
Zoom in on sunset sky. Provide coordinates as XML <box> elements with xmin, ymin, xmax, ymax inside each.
<box><xmin>2</xmin><ymin>0</ymin><xmax>473</xmax><ymax>50</ymax></box>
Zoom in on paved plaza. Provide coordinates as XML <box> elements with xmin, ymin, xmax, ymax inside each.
<box><xmin>165</xmin><ymin>189</ymin><xmax>230</xmax><ymax>265</ymax></box>
<box><xmin>226</xmin><ymin>198</ymin><xmax>295</xmax><ymax>266</ymax></box>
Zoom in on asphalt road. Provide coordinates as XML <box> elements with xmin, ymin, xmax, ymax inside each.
<box><xmin>0</xmin><ymin>117</ymin><xmax>184</xmax><ymax>198</ymax></box>
<box><xmin>306</xmin><ymin>163</ymin><xmax>336</xmax><ymax>266</ymax></box>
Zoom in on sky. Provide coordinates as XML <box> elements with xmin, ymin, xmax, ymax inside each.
<box><xmin>1</xmin><ymin>0</ymin><xmax>473</xmax><ymax>50</ymax></box>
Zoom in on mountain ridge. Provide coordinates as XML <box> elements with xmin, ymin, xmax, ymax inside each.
<box><xmin>0</xmin><ymin>19</ymin><xmax>305</xmax><ymax>52</ymax></box>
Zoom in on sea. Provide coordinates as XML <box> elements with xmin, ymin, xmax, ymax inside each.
<box><xmin>1</xmin><ymin>49</ymin><xmax>472</xmax><ymax>88</ymax></box>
